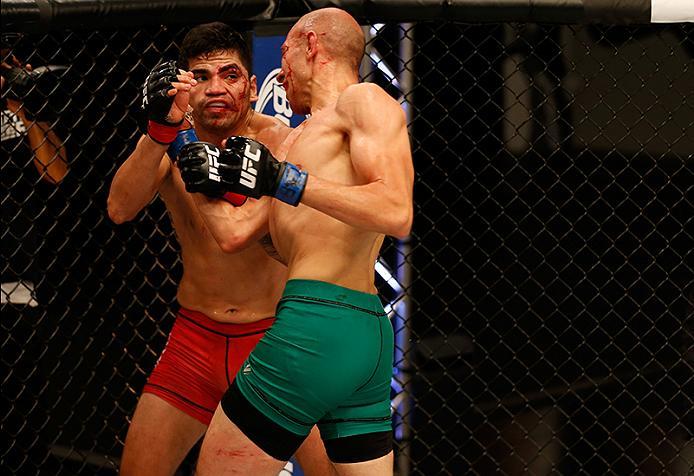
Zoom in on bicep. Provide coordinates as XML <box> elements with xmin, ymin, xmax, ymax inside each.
<box><xmin>348</xmin><ymin>100</ymin><xmax>413</xmax><ymax>195</ymax></box>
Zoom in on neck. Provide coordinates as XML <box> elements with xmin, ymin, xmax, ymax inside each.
<box><xmin>309</xmin><ymin>63</ymin><xmax>358</xmax><ymax>113</ymax></box>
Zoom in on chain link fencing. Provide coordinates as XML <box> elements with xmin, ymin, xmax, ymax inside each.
<box><xmin>1</xmin><ymin>19</ymin><xmax>692</xmax><ymax>476</ymax></box>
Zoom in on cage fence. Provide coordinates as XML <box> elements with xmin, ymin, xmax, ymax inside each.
<box><xmin>1</xmin><ymin>11</ymin><xmax>692</xmax><ymax>476</ymax></box>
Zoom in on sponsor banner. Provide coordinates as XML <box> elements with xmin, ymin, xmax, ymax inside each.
<box><xmin>252</xmin><ymin>34</ymin><xmax>306</xmax><ymax>128</ymax></box>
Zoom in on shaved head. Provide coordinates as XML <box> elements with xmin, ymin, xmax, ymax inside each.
<box><xmin>292</xmin><ymin>8</ymin><xmax>365</xmax><ymax>70</ymax></box>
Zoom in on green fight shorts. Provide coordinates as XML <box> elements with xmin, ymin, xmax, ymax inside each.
<box><xmin>229</xmin><ymin>279</ymin><xmax>394</xmax><ymax>443</ymax></box>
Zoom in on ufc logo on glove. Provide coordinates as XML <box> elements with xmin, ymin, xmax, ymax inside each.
<box><xmin>205</xmin><ymin>144</ymin><xmax>221</xmax><ymax>182</ymax></box>
<box><xmin>240</xmin><ymin>143</ymin><xmax>261</xmax><ymax>188</ymax></box>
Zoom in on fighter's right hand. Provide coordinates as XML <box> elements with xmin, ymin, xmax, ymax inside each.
<box><xmin>142</xmin><ymin>60</ymin><xmax>193</xmax><ymax>144</ymax></box>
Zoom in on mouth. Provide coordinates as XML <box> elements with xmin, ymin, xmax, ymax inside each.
<box><xmin>205</xmin><ymin>101</ymin><xmax>231</xmax><ymax>112</ymax></box>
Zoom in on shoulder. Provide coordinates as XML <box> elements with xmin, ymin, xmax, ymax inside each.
<box><xmin>252</xmin><ymin>112</ymin><xmax>292</xmax><ymax>153</ymax></box>
<box><xmin>336</xmin><ymin>83</ymin><xmax>405</xmax><ymax>130</ymax></box>
<box><xmin>254</xmin><ymin>112</ymin><xmax>291</xmax><ymax>138</ymax></box>
<box><xmin>340</xmin><ymin>83</ymin><xmax>399</xmax><ymax>106</ymax></box>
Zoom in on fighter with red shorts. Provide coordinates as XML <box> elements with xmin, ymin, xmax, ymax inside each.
<box><xmin>107</xmin><ymin>23</ymin><xmax>333</xmax><ymax>476</ymax></box>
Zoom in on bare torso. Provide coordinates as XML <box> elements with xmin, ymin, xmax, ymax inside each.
<box><xmin>270</xmin><ymin>94</ymin><xmax>384</xmax><ymax>294</ymax></box>
<box><xmin>163</xmin><ymin>115</ymin><xmax>289</xmax><ymax>322</ymax></box>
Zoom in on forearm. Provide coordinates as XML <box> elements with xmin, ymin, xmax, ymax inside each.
<box><xmin>300</xmin><ymin>174</ymin><xmax>412</xmax><ymax>239</ymax></box>
<box><xmin>107</xmin><ymin>135</ymin><xmax>168</xmax><ymax>223</ymax></box>
<box><xmin>25</xmin><ymin>121</ymin><xmax>68</xmax><ymax>184</ymax></box>
<box><xmin>192</xmin><ymin>194</ymin><xmax>269</xmax><ymax>253</ymax></box>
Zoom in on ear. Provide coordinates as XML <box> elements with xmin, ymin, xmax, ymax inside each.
<box><xmin>249</xmin><ymin>74</ymin><xmax>258</xmax><ymax>102</ymax></box>
<box><xmin>306</xmin><ymin>31</ymin><xmax>318</xmax><ymax>61</ymax></box>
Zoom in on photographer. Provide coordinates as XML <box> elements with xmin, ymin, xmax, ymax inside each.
<box><xmin>1</xmin><ymin>46</ymin><xmax>68</xmax><ymax>305</ymax></box>
<box><xmin>1</xmin><ymin>44</ymin><xmax>69</xmax><ymax>470</ymax></box>
<box><xmin>1</xmin><ymin>48</ymin><xmax>67</xmax><ymax>184</ymax></box>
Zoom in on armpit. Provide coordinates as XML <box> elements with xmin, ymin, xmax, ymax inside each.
<box><xmin>259</xmin><ymin>233</ymin><xmax>286</xmax><ymax>265</ymax></box>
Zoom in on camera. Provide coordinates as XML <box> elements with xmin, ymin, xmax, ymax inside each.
<box><xmin>2</xmin><ymin>65</ymin><xmax>67</xmax><ymax>121</ymax></box>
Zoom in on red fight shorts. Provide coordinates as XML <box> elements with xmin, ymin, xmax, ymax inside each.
<box><xmin>143</xmin><ymin>307</ymin><xmax>275</xmax><ymax>425</ymax></box>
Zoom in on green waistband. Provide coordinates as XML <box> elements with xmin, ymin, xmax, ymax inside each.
<box><xmin>281</xmin><ymin>279</ymin><xmax>386</xmax><ymax>316</ymax></box>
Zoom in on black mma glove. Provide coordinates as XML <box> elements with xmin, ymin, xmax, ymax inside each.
<box><xmin>179</xmin><ymin>137</ymin><xmax>308</xmax><ymax>206</ymax></box>
<box><xmin>177</xmin><ymin>141</ymin><xmax>249</xmax><ymax>206</ymax></box>
<box><xmin>142</xmin><ymin>60</ymin><xmax>182</xmax><ymax>144</ymax></box>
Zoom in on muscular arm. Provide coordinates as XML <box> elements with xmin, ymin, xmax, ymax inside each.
<box><xmin>108</xmin><ymin>62</ymin><xmax>194</xmax><ymax>224</ymax></box>
<box><xmin>300</xmin><ymin>84</ymin><xmax>414</xmax><ymax>239</ymax></box>
<box><xmin>107</xmin><ymin>135</ymin><xmax>171</xmax><ymax>223</ymax></box>
<box><xmin>191</xmin><ymin>194</ymin><xmax>271</xmax><ymax>253</ymax></box>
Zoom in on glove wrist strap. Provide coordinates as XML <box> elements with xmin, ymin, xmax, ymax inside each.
<box><xmin>148</xmin><ymin>119</ymin><xmax>183</xmax><ymax>145</ymax></box>
<box><xmin>223</xmin><ymin>192</ymin><xmax>248</xmax><ymax>207</ymax></box>
<box><xmin>274</xmin><ymin>162</ymin><xmax>308</xmax><ymax>206</ymax></box>
<box><xmin>167</xmin><ymin>128</ymin><xmax>198</xmax><ymax>160</ymax></box>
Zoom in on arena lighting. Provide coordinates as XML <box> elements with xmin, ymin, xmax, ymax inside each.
<box><xmin>370</xmin><ymin>23</ymin><xmax>385</xmax><ymax>35</ymax></box>
<box><xmin>368</xmin><ymin>50</ymin><xmax>401</xmax><ymax>88</ymax></box>
<box><xmin>376</xmin><ymin>258</ymin><xmax>405</xmax><ymax>294</ymax></box>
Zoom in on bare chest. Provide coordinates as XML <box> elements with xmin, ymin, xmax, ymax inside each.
<box><xmin>160</xmin><ymin>167</ymin><xmax>209</xmax><ymax>238</ymax></box>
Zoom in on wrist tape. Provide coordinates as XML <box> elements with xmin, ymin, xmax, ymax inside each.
<box><xmin>148</xmin><ymin>119</ymin><xmax>183</xmax><ymax>145</ymax></box>
<box><xmin>275</xmin><ymin>162</ymin><xmax>308</xmax><ymax>206</ymax></box>
<box><xmin>167</xmin><ymin>128</ymin><xmax>198</xmax><ymax>160</ymax></box>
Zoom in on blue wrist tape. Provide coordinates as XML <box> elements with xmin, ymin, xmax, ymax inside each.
<box><xmin>275</xmin><ymin>162</ymin><xmax>308</xmax><ymax>206</ymax></box>
<box><xmin>167</xmin><ymin>129</ymin><xmax>198</xmax><ymax>160</ymax></box>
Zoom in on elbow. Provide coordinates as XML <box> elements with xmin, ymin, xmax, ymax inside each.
<box><xmin>218</xmin><ymin>237</ymin><xmax>242</xmax><ymax>254</ymax></box>
<box><xmin>50</xmin><ymin>168</ymin><xmax>68</xmax><ymax>184</ymax></box>
<box><xmin>55</xmin><ymin>159</ymin><xmax>69</xmax><ymax>183</ymax></box>
<box><xmin>387</xmin><ymin>206</ymin><xmax>413</xmax><ymax>240</ymax></box>
<box><xmin>108</xmin><ymin>208</ymin><xmax>130</xmax><ymax>225</ymax></box>
<box><xmin>53</xmin><ymin>154</ymin><xmax>69</xmax><ymax>183</ymax></box>
<box><xmin>107</xmin><ymin>198</ymin><xmax>133</xmax><ymax>225</ymax></box>
<box><xmin>217</xmin><ymin>230</ymin><xmax>254</xmax><ymax>254</ymax></box>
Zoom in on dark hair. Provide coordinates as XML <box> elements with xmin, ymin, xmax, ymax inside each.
<box><xmin>178</xmin><ymin>22</ymin><xmax>252</xmax><ymax>73</ymax></box>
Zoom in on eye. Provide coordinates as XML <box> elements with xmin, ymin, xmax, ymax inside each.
<box><xmin>193</xmin><ymin>73</ymin><xmax>208</xmax><ymax>82</ymax></box>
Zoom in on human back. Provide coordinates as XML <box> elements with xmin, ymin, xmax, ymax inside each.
<box><xmin>265</xmin><ymin>8</ymin><xmax>412</xmax><ymax>295</ymax></box>
<box><xmin>270</xmin><ymin>86</ymin><xmax>390</xmax><ymax>293</ymax></box>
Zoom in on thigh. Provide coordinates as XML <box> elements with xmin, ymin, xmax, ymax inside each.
<box><xmin>294</xmin><ymin>426</ymin><xmax>337</xmax><ymax>476</ymax></box>
<box><xmin>195</xmin><ymin>404</ymin><xmax>287</xmax><ymax>476</ymax></box>
<box><xmin>120</xmin><ymin>393</ymin><xmax>206</xmax><ymax>476</ymax></box>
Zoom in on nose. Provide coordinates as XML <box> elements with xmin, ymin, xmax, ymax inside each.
<box><xmin>205</xmin><ymin>74</ymin><xmax>226</xmax><ymax>95</ymax></box>
<box><xmin>276</xmin><ymin>70</ymin><xmax>286</xmax><ymax>87</ymax></box>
